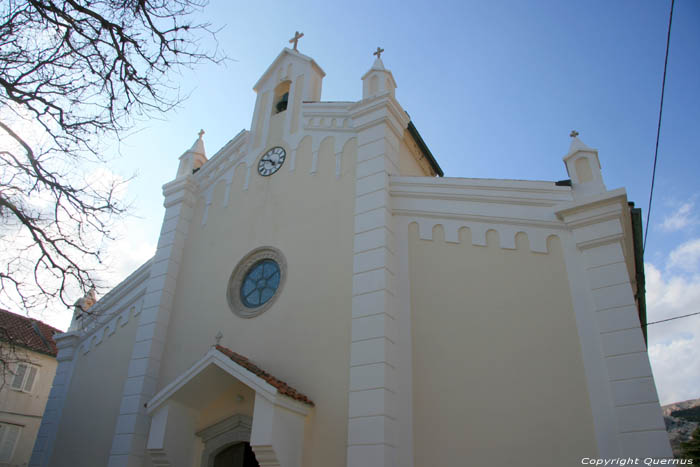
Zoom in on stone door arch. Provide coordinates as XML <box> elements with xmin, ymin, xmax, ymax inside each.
<box><xmin>196</xmin><ymin>414</ymin><xmax>252</xmax><ymax>467</ymax></box>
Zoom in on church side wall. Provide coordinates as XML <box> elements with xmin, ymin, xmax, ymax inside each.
<box><xmin>407</xmin><ymin>224</ymin><xmax>598</xmax><ymax>466</ymax></box>
<box><xmin>159</xmin><ymin>134</ymin><xmax>356</xmax><ymax>467</ymax></box>
<box><xmin>49</xmin><ymin>316</ymin><xmax>139</xmax><ymax>467</ymax></box>
<box><xmin>397</xmin><ymin>137</ymin><xmax>426</xmax><ymax>177</ymax></box>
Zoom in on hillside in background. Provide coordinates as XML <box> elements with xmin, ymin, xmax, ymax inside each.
<box><xmin>663</xmin><ymin>398</ymin><xmax>700</xmax><ymax>458</ymax></box>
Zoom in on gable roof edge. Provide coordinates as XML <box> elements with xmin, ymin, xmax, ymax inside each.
<box><xmin>146</xmin><ymin>347</ymin><xmax>313</xmax><ymax>418</ymax></box>
<box><xmin>253</xmin><ymin>48</ymin><xmax>325</xmax><ymax>92</ymax></box>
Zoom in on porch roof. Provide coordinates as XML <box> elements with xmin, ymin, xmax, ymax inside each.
<box><xmin>214</xmin><ymin>345</ymin><xmax>314</xmax><ymax>406</ymax></box>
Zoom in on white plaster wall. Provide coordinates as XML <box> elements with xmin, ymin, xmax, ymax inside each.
<box><xmin>397</xmin><ymin>136</ymin><xmax>427</xmax><ymax>177</ymax></box>
<box><xmin>0</xmin><ymin>351</ymin><xmax>57</xmax><ymax>467</ymax></box>
<box><xmin>195</xmin><ymin>382</ymin><xmax>255</xmax><ymax>433</ymax></box>
<box><xmin>49</xmin><ymin>316</ymin><xmax>139</xmax><ymax>467</ymax></box>
<box><xmin>158</xmin><ymin>134</ymin><xmax>357</xmax><ymax>467</ymax></box>
<box><xmin>407</xmin><ymin>224</ymin><xmax>598</xmax><ymax>466</ymax></box>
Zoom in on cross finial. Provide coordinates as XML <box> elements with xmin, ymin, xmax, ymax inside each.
<box><xmin>198</xmin><ymin>129</ymin><xmax>205</xmax><ymax>139</ymax></box>
<box><xmin>569</xmin><ymin>130</ymin><xmax>579</xmax><ymax>138</ymax></box>
<box><xmin>373</xmin><ymin>46</ymin><xmax>384</xmax><ymax>59</ymax></box>
<box><xmin>289</xmin><ymin>31</ymin><xmax>304</xmax><ymax>51</ymax></box>
<box><xmin>214</xmin><ymin>331</ymin><xmax>223</xmax><ymax>346</ymax></box>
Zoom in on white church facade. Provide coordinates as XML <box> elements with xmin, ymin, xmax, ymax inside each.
<box><xmin>30</xmin><ymin>41</ymin><xmax>672</xmax><ymax>467</ymax></box>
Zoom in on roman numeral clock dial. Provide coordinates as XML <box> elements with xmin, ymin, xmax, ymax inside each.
<box><xmin>258</xmin><ymin>146</ymin><xmax>286</xmax><ymax>176</ymax></box>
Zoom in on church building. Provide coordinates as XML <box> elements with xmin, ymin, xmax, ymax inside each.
<box><xmin>30</xmin><ymin>38</ymin><xmax>672</xmax><ymax>467</ymax></box>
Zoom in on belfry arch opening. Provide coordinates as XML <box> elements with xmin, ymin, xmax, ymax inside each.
<box><xmin>273</xmin><ymin>80</ymin><xmax>291</xmax><ymax>113</ymax></box>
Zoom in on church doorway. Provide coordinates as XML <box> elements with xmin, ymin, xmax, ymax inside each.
<box><xmin>213</xmin><ymin>442</ymin><xmax>259</xmax><ymax>467</ymax></box>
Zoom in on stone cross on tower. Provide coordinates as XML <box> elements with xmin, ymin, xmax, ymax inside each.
<box><xmin>289</xmin><ymin>31</ymin><xmax>304</xmax><ymax>51</ymax></box>
<box><xmin>570</xmin><ymin>130</ymin><xmax>579</xmax><ymax>138</ymax></box>
<box><xmin>198</xmin><ymin>129</ymin><xmax>205</xmax><ymax>139</ymax></box>
<box><xmin>373</xmin><ymin>46</ymin><xmax>384</xmax><ymax>59</ymax></box>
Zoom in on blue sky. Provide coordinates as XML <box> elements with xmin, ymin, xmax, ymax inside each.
<box><xmin>44</xmin><ymin>1</ymin><xmax>700</xmax><ymax>404</ymax></box>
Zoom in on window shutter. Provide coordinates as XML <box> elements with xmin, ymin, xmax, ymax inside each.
<box><xmin>24</xmin><ymin>365</ymin><xmax>38</xmax><ymax>392</ymax></box>
<box><xmin>0</xmin><ymin>424</ymin><xmax>20</xmax><ymax>461</ymax></box>
<box><xmin>10</xmin><ymin>364</ymin><xmax>26</xmax><ymax>390</ymax></box>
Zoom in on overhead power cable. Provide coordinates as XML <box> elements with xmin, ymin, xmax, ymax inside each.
<box><xmin>644</xmin><ymin>311</ymin><xmax>700</xmax><ymax>327</ymax></box>
<box><xmin>643</xmin><ymin>0</ymin><xmax>675</xmax><ymax>253</ymax></box>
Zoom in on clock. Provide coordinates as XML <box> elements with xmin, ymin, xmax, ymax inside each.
<box><xmin>258</xmin><ymin>146</ymin><xmax>286</xmax><ymax>176</ymax></box>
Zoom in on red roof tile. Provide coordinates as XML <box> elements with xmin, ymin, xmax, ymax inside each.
<box><xmin>215</xmin><ymin>345</ymin><xmax>314</xmax><ymax>406</ymax></box>
<box><xmin>0</xmin><ymin>309</ymin><xmax>63</xmax><ymax>357</ymax></box>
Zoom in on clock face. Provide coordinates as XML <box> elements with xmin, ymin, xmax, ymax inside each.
<box><xmin>258</xmin><ymin>147</ymin><xmax>286</xmax><ymax>176</ymax></box>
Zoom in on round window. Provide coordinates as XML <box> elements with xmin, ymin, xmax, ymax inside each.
<box><xmin>227</xmin><ymin>247</ymin><xmax>286</xmax><ymax>318</ymax></box>
<box><xmin>240</xmin><ymin>259</ymin><xmax>281</xmax><ymax>308</ymax></box>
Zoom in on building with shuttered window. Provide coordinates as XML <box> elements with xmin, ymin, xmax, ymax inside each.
<box><xmin>0</xmin><ymin>310</ymin><xmax>59</xmax><ymax>467</ymax></box>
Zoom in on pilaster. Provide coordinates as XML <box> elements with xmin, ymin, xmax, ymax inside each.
<box><xmin>107</xmin><ymin>176</ymin><xmax>198</xmax><ymax>467</ymax></box>
<box><xmin>556</xmin><ymin>191</ymin><xmax>672</xmax><ymax>458</ymax></box>
<box><xmin>347</xmin><ymin>96</ymin><xmax>408</xmax><ymax>467</ymax></box>
<box><xmin>29</xmin><ymin>332</ymin><xmax>81</xmax><ymax>467</ymax></box>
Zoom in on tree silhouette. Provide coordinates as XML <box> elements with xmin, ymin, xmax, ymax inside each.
<box><xmin>0</xmin><ymin>0</ymin><xmax>222</xmax><ymax>314</ymax></box>
<box><xmin>681</xmin><ymin>426</ymin><xmax>700</xmax><ymax>461</ymax></box>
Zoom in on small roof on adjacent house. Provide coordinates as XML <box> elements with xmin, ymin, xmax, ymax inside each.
<box><xmin>215</xmin><ymin>345</ymin><xmax>314</xmax><ymax>406</ymax></box>
<box><xmin>0</xmin><ymin>309</ymin><xmax>62</xmax><ymax>356</ymax></box>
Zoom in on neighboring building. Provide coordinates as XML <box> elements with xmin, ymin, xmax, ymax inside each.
<box><xmin>32</xmin><ymin>43</ymin><xmax>672</xmax><ymax>467</ymax></box>
<box><xmin>0</xmin><ymin>310</ymin><xmax>60</xmax><ymax>467</ymax></box>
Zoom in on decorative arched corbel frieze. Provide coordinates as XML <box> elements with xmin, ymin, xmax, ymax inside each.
<box><xmin>306</xmin><ymin>134</ymin><xmax>354</xmax><ymax>177</ymax></box>
<box><xmin>407</xmin><ymin>217</ymin><xmax>559</xmax><ymax>253</ymax></box>
<box><xmin>242</xmin><ymin>163</ymin><xmax>251</xmax><ymax>190</ymax></box>
<box><xmin>80</xmin><ymin>300</ymin><xmax>142</xmax><ymax>355</ymax></box>
<box><xmin>201</xmin><ymin>184</ymin><xmax>215</xmax><ymax>226</ymax></box>
<box><xmin>222</xmin><ymin>171</ymin><xmax>235</xmax><ymax>208</ymax></box>
<box><xmin>310</xmin><ymin>135</ymin><xmax>333</xmax><ymax>174</ymax></box>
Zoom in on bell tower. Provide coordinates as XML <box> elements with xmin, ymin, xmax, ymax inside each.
<box><xmin>248</xmin><ymin>34</ymin><xmax>326</xmax><ymax>152</ymax></box>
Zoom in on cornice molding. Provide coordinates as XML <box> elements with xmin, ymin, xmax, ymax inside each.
<box><xmin>391</xmin><ymin>176</ymin><xmax>572</xmax><ymax>196</ymax></box>
<box><xmin>554</xmin><ymin>188</ymin><xmax>627</xmax><ymax>223</ymax></box>
<box><xmin>53</xmin><ymin>332</ymin><xmax>81</xmax><ymax>361</ymax></box>
<box><xmin>78</xmin><ymin>293</ymin><xmax>144</xmax><ymax>355</ymax></box>
<box><xmin>392</xmin><ymin>209</ymin><xmax>566</xmax><ymax>230</ymax></box>
<box><xmin>554</xmin><ymin>188</ymin><xmax>631</xmax><ymax>251</ymax></box>
<box><xmin>391</xmin><ymin>190</ymin><xmax>566</xmax><ymax>208</ymax></box>
<box><xmin>55</xmin><ymin>258</ymin><xmax>152</xmax><ymax>357</ymax></box>
<box><xmin>349</xmin><ymin>93</ymin><xmax>408</xmax><ymax>139</ymax></box>
<box><xmin>81</xmin><ymin>258</ymin><xmax>152</xmax><ymax>317</ymax></box>
<box><xmin>195</xmin><ymin>130</ymin><xmax>249</xmax><ymax>191</ymax></box>
<box><xmin>301</xmin><ymin>102</ymin><xmax>355</xmax><ymax>135</ymax></box>
<box><xmin>163</xmin><ymin>176</ymin><xmax>198</xmax><ymax>208</ymax></box>
<box><xmin>302</xmin><ymin>101</ymin><xmax>353</xmax><ymax>112</ymax></box>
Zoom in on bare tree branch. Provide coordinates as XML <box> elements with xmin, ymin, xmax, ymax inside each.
<box><xmin>0</xmin><ymin>0</ymin><xmax>223</xmax><ymax>316</ymax></box>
